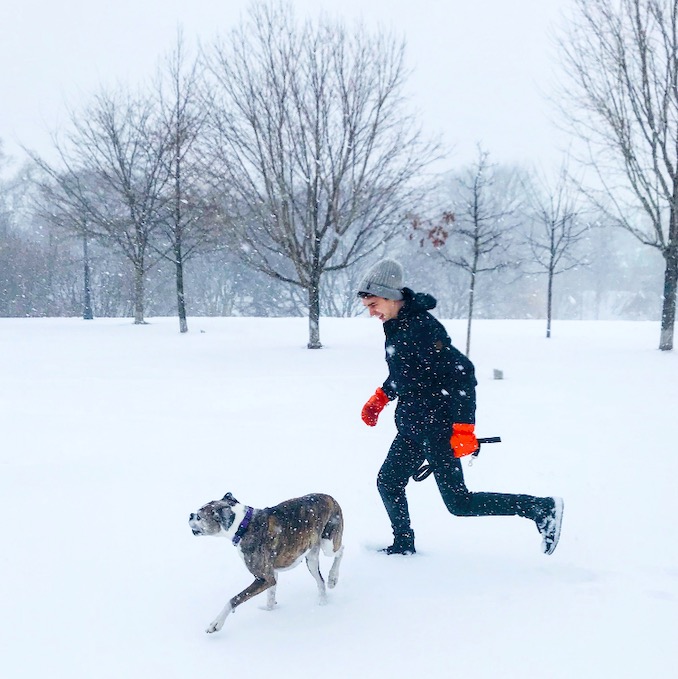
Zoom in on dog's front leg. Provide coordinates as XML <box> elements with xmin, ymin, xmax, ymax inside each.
<box><xmin>206</xmin><ymin>577</ymin><xmax>274</xmax><ymax>634</ymax></box>
<box><xmin>266</xmin><ymin>581</ymin><xmax>277</xmax><ymax>610</ymax></box>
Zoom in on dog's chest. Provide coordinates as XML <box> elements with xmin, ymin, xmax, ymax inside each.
<box><xmin>234</xmin><ymin>543</ymin><xmax>247</xmax><ymax>565</ymax></box>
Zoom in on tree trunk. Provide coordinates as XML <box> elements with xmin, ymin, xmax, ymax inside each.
<box><xmin>660</xmin><ymin>250</ymin><xmax>678</xmax><ymax>351</ymax></box>
<box><xmin>82</xmin><ymin>235</ymin><xmax>94</xmax><ymax>320</ymax></box>
<box><xmin>175</xmin><ymin>244</ymin><xmax>188</xmax><ymax>333</ymax></box>
<box><xmin>133</xmin><ymin>264</ymin><xmax>146</xmax><ymax>324</ymax></box>
<box><xmin>307</xmin><ymin>278</ymin><xmax>322</xmax><ymax>349</ymax></box>
<box><xmin>465</xmin><ymin>270</ymin><xmax>476</xmax><ymax>356</ymax></box>
<box><xmin>546</xmin><ymin>267</ymin><xmax>554</xmax><ymax>339</ymax></box>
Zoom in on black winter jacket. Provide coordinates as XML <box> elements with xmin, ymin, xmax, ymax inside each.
<box><xmin>380</xmin><ymin>288</ymin><xmax>476</xmax><ymax>436</ymax></box>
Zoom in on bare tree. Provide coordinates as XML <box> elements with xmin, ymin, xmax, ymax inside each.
<box><xmin>155</xmin><ymin>32</ymin><xmax>220</xmax><ymax>333</ymax></box>
<box><xmin>27</xmin><ymin>168</ymin><xmax>96</xmax><ymax>319</ymax></box>
<box><xmin>412</xmin><ymin>148</ymin><xmax>522</xmax><ymax>355</ymax></box>
<box><xmin>203</xmin><ymin>0</ymin><xmax>438</xmax><ymax>348</ymax></box>
<box><xmin>559</xmin><ymin>0</ymin><xmax>678</xmax><ymax>350</ymax></box>
<box><xmin>525</xmin><ymin>165</ymin><xmax>590</xmax><ymax>337</ymax></box>
<box><xmin>28</xmin><ymin>89</ymin><xmax>172</xmax><ymax>324</ymax></box>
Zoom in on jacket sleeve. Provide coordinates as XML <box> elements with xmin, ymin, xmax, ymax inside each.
<box><xmin>426</xmin><ymin>321</ymin><xmax>477</xmax><ymax>423</ymax></box>
<box><xmin>448</xmin><ymin>347</ymin><xmax>477</xmax><ymax>424</ymax></box>
<box><xmin>381</xmin><ymin>374</ymin><xmax>398</xmax><ymax>400</ymax></box>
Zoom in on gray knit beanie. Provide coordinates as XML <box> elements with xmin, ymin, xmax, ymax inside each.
<box><xmin>357</xmin><ymin>259</ymin><xmax>404</xmax><ymax>300</ymax></box>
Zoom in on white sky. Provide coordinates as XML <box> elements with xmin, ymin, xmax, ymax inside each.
<box><xmin>0</xmin><ymin>0</ymin><xmax>573</xmax><ymax>171</ymax></box>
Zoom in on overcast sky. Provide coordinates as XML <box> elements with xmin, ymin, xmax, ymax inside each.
<box><xmin>0</xmin><ymin>0</ymin><xmax>573</xmax><ymax>171</ymax></box>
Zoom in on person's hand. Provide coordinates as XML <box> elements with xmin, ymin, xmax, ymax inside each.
<box><xmin>450</xmin><ymin>423</ymin><xmax>479</xmax><ymax>457</ymax></box>
<box><xmin>361</xmin><ymin>388</ymin><xmax>390</xmax><ymax>426</ymax></box>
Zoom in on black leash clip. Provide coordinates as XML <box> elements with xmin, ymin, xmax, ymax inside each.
<box><xmin>412</xmin><ymin>436</ymin><xmax>502</xmax><ymax>482</ymax></box>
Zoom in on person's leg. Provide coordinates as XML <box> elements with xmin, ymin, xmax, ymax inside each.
<box><xmin>377</xmin><ymin>433</ymin><xmax>425</xmax><ymax>551</ymax></box>
<box><xmin>428</xmin><ymin>434</ymin><xmax>544</xmax><ymax>519</ymax></box>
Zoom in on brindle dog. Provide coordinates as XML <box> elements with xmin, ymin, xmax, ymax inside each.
<box><xmin>189</xmin><ymin>492</ymin><xmax>344</xmax><ymax>633</ymax></box>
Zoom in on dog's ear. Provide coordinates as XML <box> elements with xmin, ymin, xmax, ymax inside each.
<box><xmin>216</xmin><ymin>506</ymin><xmax>236</xmax><ymax>531</ymax></box>
<box><xmin>222</xmin><ymin>492</ymin><xmax>239</xmax><ymax>506</ymax></box>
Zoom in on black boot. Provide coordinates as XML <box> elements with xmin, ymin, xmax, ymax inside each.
<box><xmin>380</xmin><ymin>531</ymin><xmax>415</xmax><ymax>555</ymax></box>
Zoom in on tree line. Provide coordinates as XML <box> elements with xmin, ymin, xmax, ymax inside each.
<box><xmin>0</xmin><ymin>0</ymin><xmax>675</xmax><ymax>350</ymax></box>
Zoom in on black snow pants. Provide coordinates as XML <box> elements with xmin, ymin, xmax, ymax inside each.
<box><xmin>377</xmin><ymin>427</ymin><xmax>544</xmax><ymax>540</ymax></box>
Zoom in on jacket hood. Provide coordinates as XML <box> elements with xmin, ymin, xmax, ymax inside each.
<box><xmin>402</xmin><ymin>287</ymin><xmax>437</xmax><ymax>313</ymax></box>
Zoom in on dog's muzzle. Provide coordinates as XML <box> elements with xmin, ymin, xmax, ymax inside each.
<box><xmin>188</xmin><ymin>514</ymin><xmax>203</xmax><ymax>536</ymax></box>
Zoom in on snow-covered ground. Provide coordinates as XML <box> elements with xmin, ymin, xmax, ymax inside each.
<box><xmin>1</xmin><ymin>316</ymin><xmax>676</xmax><ymax>678</ymax></box>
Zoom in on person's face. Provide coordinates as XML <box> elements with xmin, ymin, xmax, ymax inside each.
<box><xmin>361</xmin><ymin>295</ymin><xmax>403</xmax><ymax>322</ymax></box>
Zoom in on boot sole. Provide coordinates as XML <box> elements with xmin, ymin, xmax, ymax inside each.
<box><xmin>543</xmin><ymin>497</ymin><xmax>564</xmax><ymax>555</ymax></box>
<box><xmin>379</xmin><ymin>547</ymin><xmax>416</xmax><ymax>555</ymax></box>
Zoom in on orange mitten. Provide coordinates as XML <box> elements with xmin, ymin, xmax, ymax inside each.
<box><xmin>361</xmin><ymin>388</ymin><xmax>390</xmax><ymax>427</ymax></box>
<box><xmin>450</xmin><ymin>423</ymin><xmax>479</xmax><ymax>458</ymax></box>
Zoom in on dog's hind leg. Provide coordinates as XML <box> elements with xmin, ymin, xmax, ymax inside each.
<box><xmin>206</xmin><ymin>577</ymin><xmax>275</xmax><ymax>633</ymax></box>
<box><xmin>321</xmin><ymin>506</ymin><xmax>344</xmax><ymax>589</ymax></box>
<box><xmin>326</xmin><ymin>544</ymin><xmax>344</xmax><ymax>589</ymax></box>
<box><xmin>305</xmin><ymin>545</ymin><xmax>327</xmax><ymax>604</ymax></box>
<box><xmin>266</xmin><ymin>577</ymin><xmax>278</xmax><ymax>610</ymax></box>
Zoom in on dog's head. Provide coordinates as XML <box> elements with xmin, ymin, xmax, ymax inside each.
<box><xmin>188</xmin><ymin>493</ymin><xmax>240</xmax><ymax>537</ymax></box>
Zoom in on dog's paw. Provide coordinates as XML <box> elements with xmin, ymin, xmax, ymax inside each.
<box><xmin>206</xmin><ymin>608</ymin><xmax>230</xmax><ymax>633</ymax></box>
<box><xmin>206</xmin><ymin>618</ymin><xmax>225</xmax><ymax>634</ymax></box>
<box><xmin>327</xmin><ymin>575</ymin><xmax>339</xmax><ymax>589</ymax></box>
<box><xmin>205</xmin><ymin>603</ymin><xmax>232</xmax><ymax>632</ymax></box>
